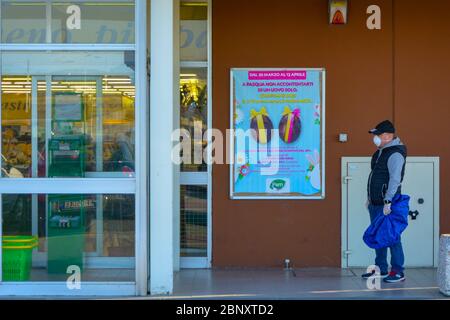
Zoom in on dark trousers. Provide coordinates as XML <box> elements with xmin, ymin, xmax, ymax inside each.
<box><xmin>368</xmin><ymin>204</ymin><xmax>405</xmax><ymax>274</ymax></box>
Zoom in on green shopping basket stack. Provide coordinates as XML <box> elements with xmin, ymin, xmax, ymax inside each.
<box><xmin>2</xmin><ymin>236</ymin><xmax>38</xmax><ymax>281</ymax></box>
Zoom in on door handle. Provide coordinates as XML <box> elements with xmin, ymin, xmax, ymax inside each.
<box><xmin>408</xmin><ymin>210</ymin><xmax>419</xmax><ymax>220</ymax></box>
<box><xmin>343</xmin><ymin>176</ymin><xmax>353</xmax><ymax>184</ymax></box>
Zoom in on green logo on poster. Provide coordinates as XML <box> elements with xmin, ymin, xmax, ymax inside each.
<box><xmin>270</xmin><ymin>179</ymin><xmax>286</xmax><ymax>190</ymax></box>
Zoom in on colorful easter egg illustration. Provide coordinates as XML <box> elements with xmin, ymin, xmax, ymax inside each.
<box><xmin>250</xmin><ymin>107</ymin><xmax>273</xmax><ymax>144</ymax></box>
<box><xmin>278</xmin><ymin>107</ymin><xmax>301</xmax><ymax>144</ymax></box>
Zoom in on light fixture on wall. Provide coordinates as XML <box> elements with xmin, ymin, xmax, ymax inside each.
<box><xmin>329</xmin><ymin>0</ymin><xmax>348</xmax><ymax>25</ymax></box>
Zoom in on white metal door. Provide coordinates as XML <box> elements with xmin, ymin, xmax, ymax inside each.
<box><xmin>401</xmin><ymin>162</ymin><xmax>435</xmax><ymax>266</ymax></box>
<box><xmin>341</xmin><ymin>157</ymin><xmax>440</xmax><ymax>268</ymax></box>
<box><xmin>343</xmin><ymin>160</ymin><xmax>373</xmax><ymax>267</ymax></box>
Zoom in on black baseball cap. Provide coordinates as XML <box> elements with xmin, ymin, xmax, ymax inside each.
<box><xmin>368</xmin><ymin>120</ymin><xmax>396</xmax><ymax>135</ymax></box>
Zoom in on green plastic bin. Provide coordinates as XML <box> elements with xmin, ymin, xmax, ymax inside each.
<box><xmin>2</xmin><ymin>236</ymin><xmax>38</xmax><ymax>281</ymax></box>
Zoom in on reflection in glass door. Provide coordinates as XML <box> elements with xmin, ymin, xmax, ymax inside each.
<box><xmin>179</xmin><ymin>0</ymin><xmax>210</xmax><ymax>268</ymax></box>
<box><xmin>0</xmin><ymin>0</ymin><xmax>147</xmax><ymax>296</ymax></box>
<box><xmin>1</xmin><ymin>51</ymin><xmax>137</xmax><ymax>283</ymax></box>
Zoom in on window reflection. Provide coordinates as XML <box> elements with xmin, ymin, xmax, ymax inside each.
<box><xmin>52</xmin><ymin>1</ymin><xmax>135</xmax><ymax>44</ymax></box>
<box><xmin>2</xmin><ymin>193</ymin><xmax>135</xmax><ymax>282</ymax></box>
<box><xmin>180</xmin><ymin>68</ymin><xmax>207</xmax><ymax>172</ymax></box>
<box><xmin>180</xmin><ymin>2</ymin><xmax>207</xmax><ymax>61</ymax></box>
<box><xmin>1</xmin><ymin>51</ymin><xmax>136</xmax><ymax>178</ymax></box>
<box><xmin>1</xmin><ymin>1</ymin><xmax>47</xmax><ymax>43</ymax></box>
<box><xmin>1</xmin><ymin>1</ymin><xmax>135</xmax><ymax>44</ymax></box>
<box><xmin>180</xmin><ymin>185</ymin><xmax>207</xmax><ymax>257</ymax></box>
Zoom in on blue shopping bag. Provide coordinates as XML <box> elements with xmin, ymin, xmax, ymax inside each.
<box><xmin>363</xmin><ymin>194</ymin><xmax>410</xmax><ymax>250</ymax></box>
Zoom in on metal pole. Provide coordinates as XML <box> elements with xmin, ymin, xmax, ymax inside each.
<box><xmin>31</xmin><ymin>78</ymin><xmax>39</xmax><ymax>238</ymax></box>
<box><xmin>95</xmin><ymin>78</ymin><xmax>104</xmax><ymax>257</ymax></box>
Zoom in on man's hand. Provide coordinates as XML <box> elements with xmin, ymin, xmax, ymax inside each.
<box><xmin>383</xmin><ymin>203</ymin><xmax>392</xmax><ymax>215</ymax></box>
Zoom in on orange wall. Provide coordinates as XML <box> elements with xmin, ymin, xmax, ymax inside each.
<box><xmin>212</xmin><ymin>0</ymin><xmax>449</xmax><ymax>267</ymax></box>
<box><xmin>394</xmin><ymin>1</ymin><xmax>450</xmax><ymax>238</ymax></box>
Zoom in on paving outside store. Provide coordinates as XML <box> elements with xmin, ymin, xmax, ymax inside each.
<box><xmin>140</xmin><ymin>268</ymin><xmax>448</xmax><ymax>300</ymax></box>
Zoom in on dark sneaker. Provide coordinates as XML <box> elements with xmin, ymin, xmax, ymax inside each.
<box><xmin>361</xmin><ymin>270</ymin><xmax>388</xmax><ymax>279</ymax></box>
<box><xmin>383</xmin><ymin>271</ymin><xmax>405</xmax><ymax>283</ymax></box>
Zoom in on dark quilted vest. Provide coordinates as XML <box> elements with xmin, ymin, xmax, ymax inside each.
<box><xmin>367</xmin><ymin>144</ymin><xmax>407</xmax><ymax>205</ymax></box>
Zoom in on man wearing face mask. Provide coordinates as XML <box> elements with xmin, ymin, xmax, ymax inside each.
<box><xmin>361</xmin><ymin>120</ymin><xmax>408</xmax><ymax>283</ymax></box>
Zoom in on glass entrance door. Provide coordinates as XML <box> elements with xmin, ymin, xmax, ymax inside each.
<box><xmin>0</xmin><ymin>50</ymin><xmax>138</xmax><ymax>287</ymax></box>
<box><xmin>179</xmin><ymin>0</ymin><xmax>211</xmax><ymax>268</ymax></box>
<box><xmin>0</xmin><ymin>0</ymin><xmax>147</xmax><ymax>296</ymax></box>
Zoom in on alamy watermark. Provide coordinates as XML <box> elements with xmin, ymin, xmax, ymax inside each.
<box><xmin>66</xmin><ymin>265</ymin><xmax>81</xmax><ymax>290</ymax></box>
<box><xmin>365</xmin><ymin>265</ymin><xmax>382</xmax><ymax>291</ymax></box>
<box><xmin>173</xmin><ymin>123</ymin><xmax>284</xmax><ymax>175</ymax></box>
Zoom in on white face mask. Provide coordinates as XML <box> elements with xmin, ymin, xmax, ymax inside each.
<box><xmin>373</xmin><ymin>135</ymin><xmax>382</xmax><ymax>147</ymax></box>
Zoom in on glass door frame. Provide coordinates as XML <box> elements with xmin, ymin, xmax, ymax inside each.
<box><xmin>0</xmin><ymin>0</ymin><xmax>148</xmax><ymax>296</ymax></box>
<box><xmin>27</xmin><ymin>75</ymin><xmax>136</xmax><ymax>268</ymax></box>
<box><xmin>179</xmin><ymin>0</ymin><xmax>212</xmax><ymax>269</ymax></box>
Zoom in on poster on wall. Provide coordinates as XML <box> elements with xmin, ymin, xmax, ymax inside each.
<box><xmin>230</xmin><ymin>68</ymin><xmax>325</xmax><ymax>199</ymax></box>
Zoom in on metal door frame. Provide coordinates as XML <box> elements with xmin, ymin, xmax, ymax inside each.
<box><xmin>179</xmin><ymin>0</ymin><xmax>212</xmax><ymax>269</ymax></box>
